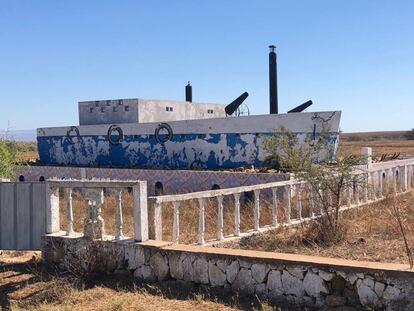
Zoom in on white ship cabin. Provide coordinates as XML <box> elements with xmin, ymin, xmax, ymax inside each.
<box><xmin>78</xmin><ymin>98</ymin><xmax>227</xmax><ymax>126</ymax></box>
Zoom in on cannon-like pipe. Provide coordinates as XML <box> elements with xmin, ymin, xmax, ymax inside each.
<box><xmin>225</xmin><ymin>92</ymin><xmax>249</xmax><ymax>116</ymax></box>
<box><xmin>288</xmin><ymin>100</ymin><xmax>313</xmax><ymax>113</ymax></box>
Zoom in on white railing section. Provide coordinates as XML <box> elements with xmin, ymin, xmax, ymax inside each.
<box><xmin>41</xmin><ymin>149</ymin><xmax>414</xmax><ymax>246</ymax></box>
<box><xmin>45</xmin><ymin>179</ymin><xmax>148</xmax><ymax>242</ymax></box>
<box><xmin>149</xmin><ymin>157</ymin><xmax>414</xmax><ymax>246</ymax></box>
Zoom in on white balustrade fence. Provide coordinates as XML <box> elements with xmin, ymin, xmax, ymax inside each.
<box><xmin>40</xmin><ymin>157</ymin><xmax>414</xmax><ymax>246</ymax></box>
<box><xmin>149</xmin><ymin>157</ymin><xmax>414</xmax><ymax>245</ymax></box>
<box><xmin>45</xmin><ymin>179</ymin><xmax>149</xmax><ymax>242</ymax></box>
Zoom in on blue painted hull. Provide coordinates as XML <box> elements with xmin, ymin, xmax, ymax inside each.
<box><xmin>37</xmin><ymin>132</ymin><xmax>339</xmax><ymax>169</ymax></box>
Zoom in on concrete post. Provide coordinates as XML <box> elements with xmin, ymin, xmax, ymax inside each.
<box><xmin>361</xmin><ymin>147</ymin><xmax>372</xmax><ymax>169</ymax></box>
<box><xmin>133</xmin><ymin>181</ymin><xmax>149</xmax><ymax>242</ymax></box>
<box><xmin>254</xmin><ymin>190</ymin><xmax>260</xmax><ymax>231</ymax></box>
<box><xmin>45</xmin><ymin>182</ymin><xmax>60</xmax><ymax>234</ymax></box>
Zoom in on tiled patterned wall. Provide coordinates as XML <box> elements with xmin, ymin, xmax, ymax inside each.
<box><xmin>16</xmin><ymin>166</ymin><xmax>289</xmax><ymax>195</ymax></box>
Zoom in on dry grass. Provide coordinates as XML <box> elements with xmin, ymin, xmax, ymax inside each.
<box><xmin>0</xmin><ymin>255</ymin><xmax>289</xmax><ymax>311</ymax></box>
<box><xmin>339</xmin><ymin>139</ymin><xmax>414</xmax><ymax>158</ymax></box>
<box><xmin>233</xmin><ymin>192</ymin><xmax>414</xmax><ymax>265</ymax></box>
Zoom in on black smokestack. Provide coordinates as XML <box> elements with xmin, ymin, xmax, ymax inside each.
<box><xmin>269</xmin><ymin>45</ymin><xmax>278</xmax><ymax>114</ymax></box>
<box><xmin>185</xmin><ymin>81</ymin><xmax>192</xmax><ymax>102</ymax></box>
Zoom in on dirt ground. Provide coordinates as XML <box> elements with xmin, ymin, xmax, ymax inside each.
<box><xmin>233</xmin><ymin>192</ymin><xmax>414</xmax><ymax>265</ymax></box>
<box><xmin>0</xmin><ymin>252</ymin><xmax>286</xmax><ymax>311</ymax></box>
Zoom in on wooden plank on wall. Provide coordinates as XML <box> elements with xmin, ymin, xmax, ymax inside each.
<box><xmin>16</xmin><ymin>183</ymin><xmax>31</xmax><ymax>250</ymax></box>
<box><xmin>0</xmin><ymin>183</ymin><xmax>16</xmax><ymax>249</ymax></box>
<box><xmin>32</xmin><ymin>183</ymin><xmax>46</xmax><ymax>249</ymax></box>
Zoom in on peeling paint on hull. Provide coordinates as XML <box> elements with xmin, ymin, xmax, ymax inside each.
<box><xmin>38</xmin><ymin>132</ymin><xmax>339</xmax><ymax>169</ymax></box>
<box><xmin>37</xmin><ymin>111</ymin><xmax>342</xmax><ymax>169</ymax></box>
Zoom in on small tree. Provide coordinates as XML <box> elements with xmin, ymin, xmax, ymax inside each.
<box><xmin>263</xmin><ymin>126</ymin><xmax>365</xmax><ymax>244</ymax></box>
<box><xmin>0</xmin><ymin>138</ymin><xmax>19</xmax><ymax>179</ymax></box>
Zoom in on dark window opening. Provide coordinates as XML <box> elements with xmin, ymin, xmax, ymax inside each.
<box><xmin>39</xmin><ymin>176</ymin><xmax>45</xmax><ymax>182</ymax></box>
<box><xmin>18</xmin><ymin>175</ymin><xmax>25</xmax><ymax>182</ymax></box>
<box><xmin>155</xmin><ymin>181</ymin><xmax>164</xmax><ymax>196</ymax></box>
<box><xmin>212</xmin><ymin>184</ymin><xmax>221</xmax><ymax>190</ymax></box>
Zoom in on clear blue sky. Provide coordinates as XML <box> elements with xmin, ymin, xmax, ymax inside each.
<box><xmin>0</xmin><ymin>0</ymin><xmax>413</xmax><ymax>132</ymax></box>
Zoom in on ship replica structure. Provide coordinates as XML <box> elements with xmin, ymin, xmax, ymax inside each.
<box><xmin>37</xmin><ymin>46</ymin><xmax>341</xmax><ymax>170</ymax></box>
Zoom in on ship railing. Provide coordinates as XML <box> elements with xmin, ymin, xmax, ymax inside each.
<box><xmin>45</xmin><ymin>179</ymin><xmax>148</xmax><ymax>242</ymax></box>
<box><xmin>148</xmin><ymin>159</ymin><xmax>414</xmax><ymax>245</ymax></box>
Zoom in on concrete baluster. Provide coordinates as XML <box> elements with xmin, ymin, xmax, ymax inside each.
<box><xmin>353</xmin><ymin>178</ymin><xmax>360</xmax><ymax>205</ymax></box>
<box><xmin>133</xmin><ymin>181</ymin><xmax>148</xmax><ymax>242</ymax></box>
<box><xmin>65</xmin><ymin>188</ymin><xmax>74</xmax><ymax>236</ymax></box>
<box><xmin>233</xmin><ymin>193</ymin><xmax>241</xmax><ymax>236</ymax></box>
<box><xmin>392</xmin><ymin>167</ymin><xmax>397</xmax><ymax>193</ymax></box>
<box><xmin>172</xmin><ymin>201</ymin><xmax>180</xmax><ymax>243</ymax></box>
<box><xmin>271</xmin><ymin>187</ymin><xmax>278</xmax><ymax>225</ymax></box>
<box><xmin>198</xmin><ymin>198</ymin><xmax>205</xmax><ymax>245</ymax></box>
<box><xmin>378</xmin><ymin>170</ymin><xmax>383</xmax><ymax>198</ymax></box>
<box><xmin>285</xmin><ymin>185</ymin><xmax>292</xmax><ymax>223</ymax></box>
<box><xmin>154</xmin><ymin>202</ymin><xmax>163</xmax><ymax>240</ymax></box>
<box><xmin>217</xmin><ymin>195</ymin><xmax>224</xmax><ymax>240</ymax></box>
<box><xmin>370</xmin><ymin>172</ymin><xmax>376</xmax><ymax>201</ymax></box>
<box><xmin>115</xmin><ymin>190</ymin><xmax>124</xmax><ymax>240</ymax></box>
<box><xmin>254</xmin><ymin>190</ymin><xmax>260</xmax><ymax>231</ymax></box>
<box><xmin>308</xmin><ymin>185</ymin><xmax>315</xmax><ymax>218</ymax></box>
<box><xmin>296</xmin><ymin>184</ymin><xmax>302</xmax><ymax>220</ymax></box>
<box><xmin>45</xmin><ymin>183</ymin><xmax>60</xmax><ymax>234</ymax></box>
<box><xmin>363</xmin><ymin>173</ymin><xmax>369</xmax><ymax>202</ymax></box>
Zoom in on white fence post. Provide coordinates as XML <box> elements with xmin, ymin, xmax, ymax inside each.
<box><xmin>309</xmin><ymin>185</ymin><xmax>315</xmax><ymax>217</ymax></box>
<box><xmin>65</xmin><ymin>188</ymin><xmax>74</xmax><ymax>236</ymax></box>
<box><xmin>233</xmin><ymin>193</ymin><xmax>241</xmax><ymax>236</ymax></box>
<box><xmin>217</xmin><ymin>195</ymin><xmax>224</xmax><ymax>240</ymax></box>
<box><xmin>254</xmin><ymin>190</ymin><xmax>260</xmax><ymax>231</ymax></box>
<box><xmin>370</xmin><ymin>172</ymin><xmax>376</xmax><ymax>201</ymax></box>
<box><xmin>45</xmin><ymin>182</ymin><xmax>60</xmax><ymax>234</ymax></box>
<box><xmin>172</xmin><ymin>201</ymin><xmax>180</xmax><ymax>243</ymax></box>
<box><xmin>378</xmin><ymin>171</ymin><xmax>383</xmax><ymax>198</ymax></box>
<box><xmin>198</xmin><ymin>198</ymin><xmax>205</xmax><ymax>245</ymax></box>
<box><xmin>285</xmin><ymin>185</ymin><xmax>291</xmax><ymax>223</ymax></box>
<box><xmin>363</xmin><ymin>173</ymin><xmax>369</xmax><ymax>202</ymax></box>
<box><xmin>296</xmin><ymin>184</ymin><xmax>302</xmax><ymax>220</ymax></box>
<box><xmin>271</xmin><ymin>188</ymin><xmax>278</xmax><ymax>225</ymax></box>
<box><xmin>115</xmin><ymin>190</ymin><xmax>124</xmax><ymax>240</ymax></box>
<box><xmin>133</xmin><ymin>181</ymin><xmax>149</xmax><ymax>242</ymax></box>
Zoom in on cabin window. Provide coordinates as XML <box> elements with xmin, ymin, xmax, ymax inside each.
<box><xmin>89</xmin><ymin>107</ymin><xmax>94</xmax><ymax>113</ymax></box>
<box><xmin>208</xmin><ymin>109</ymin><xmax>214</xmax><ymax>114</ymax></box>
<box><xmin>124</xmin><ymin>106</ymin><xmax>129</xmax><ymax>112</ymax></box>
<box><xmin>166</xmin><ymin>106</ymin><xmax>173</xmax><ymax>112</ymax></box>
<box><xmin>100</xmin><ymin>107</ymin><xmax>105</xmax><ymax>112</ymax></box>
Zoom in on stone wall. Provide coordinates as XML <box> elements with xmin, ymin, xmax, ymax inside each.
<box><xmin>42</xmin><ymin>234</ymin><xmax>414</xmax><ymax>310</ymax></box>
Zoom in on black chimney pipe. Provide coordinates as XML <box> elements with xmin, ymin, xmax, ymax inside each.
<box><xmin>185</xmin><ymin>81</ymin><xmax>192</xmax><ymax>102</ymax></box>
<box><xmin>269</xmin><ymin>45</ymin><xmax>278</xmax><ymax>114</ymax></box>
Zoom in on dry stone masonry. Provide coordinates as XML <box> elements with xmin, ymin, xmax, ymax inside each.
<box><xmin>42</xmin><ymin>235</ymin><xmax>414</xmax><ymax>310</ymax></box>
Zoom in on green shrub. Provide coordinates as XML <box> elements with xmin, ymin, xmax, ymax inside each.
<box><xmin>0</xmin><ymin>139</ymin><xmax>19</xmax><ymax>179</ymax></box>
